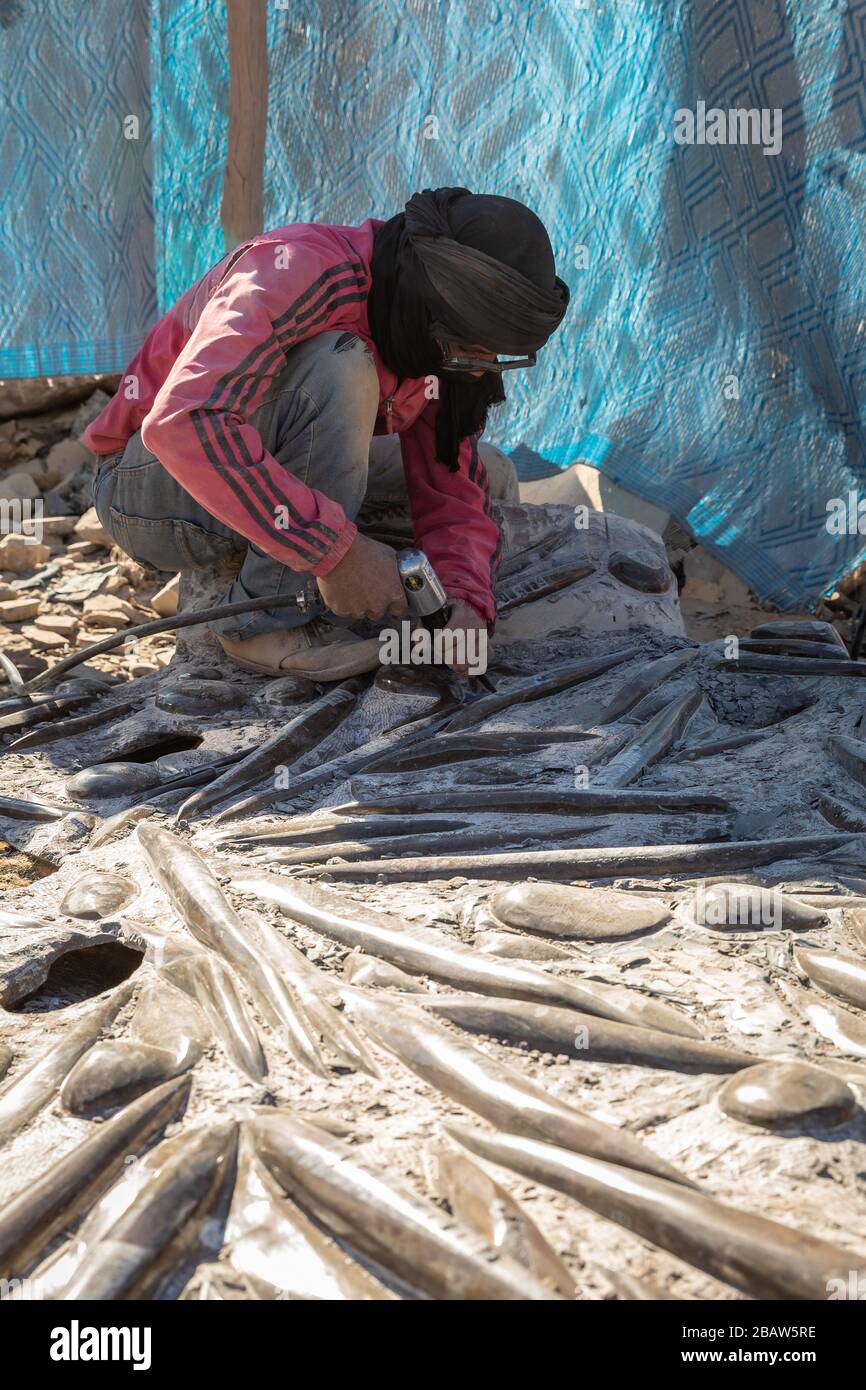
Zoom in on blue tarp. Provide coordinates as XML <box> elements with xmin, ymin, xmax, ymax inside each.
<box><xmin>2</xmin><ymin>0</ymin><xmax>865</xmax><ymax>610</ymax></box>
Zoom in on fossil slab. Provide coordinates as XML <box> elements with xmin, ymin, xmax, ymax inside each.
<box><xmin>4</xmin><ymin>525</ymin><xmax>866</xmax><ymax>1302</ymax></box>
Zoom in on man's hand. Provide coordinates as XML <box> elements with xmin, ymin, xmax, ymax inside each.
<box><xmin>440</xmin><ymin>600</ymin><xmax>491</xmax><ymax>677</ymax></box>
<box><xmin>318</xmin><ymin>533</ymin><xmax>408</xmax><ymax>621</ymax></box>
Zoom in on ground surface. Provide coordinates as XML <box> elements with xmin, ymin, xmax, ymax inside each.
<box><xmin>0</xmin><ymin>410</ymin><xmax>865</xmax><ymax>1301</ymax></box>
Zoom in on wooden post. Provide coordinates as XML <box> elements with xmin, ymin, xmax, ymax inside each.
<box><xmin>221</xmin><ymin>0</ymin><xmax>268</xmax><ymax>251</ymax></box>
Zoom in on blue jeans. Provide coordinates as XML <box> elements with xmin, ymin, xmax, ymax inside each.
<box><xmin>93</xmin><ymin>330</ymin><xmax>379</xmax><ymax>637</ymax></box>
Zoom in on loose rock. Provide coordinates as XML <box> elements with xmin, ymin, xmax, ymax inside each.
<box><xmin>0</xmin><ymin>536</ymin><xmax>51</xmax><ymax>573</ymax></box>
<box><xmin>73</xmin><ymin>508</ymin><xmax>112</xmax><ymax>549</ymax></box>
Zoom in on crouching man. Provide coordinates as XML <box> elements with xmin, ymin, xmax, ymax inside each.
<box><xmin>85</xmin><ymin>188</ymin><xmax>569</xmax><ymax>680</ymax></box>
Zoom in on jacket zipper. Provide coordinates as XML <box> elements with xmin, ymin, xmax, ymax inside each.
<box><xmin>385</xmin><ymin>396</ymin><xmax>394</xmax><ymax>433</ymax></box>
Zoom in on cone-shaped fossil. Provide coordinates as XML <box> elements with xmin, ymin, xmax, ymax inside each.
<box><xmin>251</xmin><ymin>1109</ymin><xmax>561</xmax><ymax>1300</ymax></box>
<box><xmin>795</xmin><ymin>945</ymin><xmax>866</xmax><ymax>1012</ymax></box>
<box><xmin>138</xmin><ymin>825</ymin><xmax>327</xmax><ymax>1077</ymax></box>
<box><xmin>59</xmin><ymin>872</ymin><xmax>138</xmax><ymax>921</ymax></box>
<box><xmin>0</xmin><ymin>1075</ymin><xmax>191</xmax><ymax>1279</ymax></box>
<box><xmin>56</xmin><ymin>1120</ymin><xmax>238</xmax><ymax>1300</ymax></box>
<box><xmin>160</xmin><ymin>951</ymin><xmax>266</xmax><ymax>1083</ymax></box>
<box><xmin>226</xmin><ymin>1130</ymin><xmax>395</xmax><ymax>1299</ymax></box>
<box><xmin>447</xmin><ymin>1125</ymin><xmax>865</xmax><ymax>1301</ymax></box>
<box><xmin>0</xmin><ymin>983</ymin><xmax>135</xmax><ymax>1149</ymax></box>
<box><xmin>230</xmin><ymin>871</ymin><xmax>688</xmax><ymax>1032</ymax></box>
<box><xmin>341</xmin><ymin>988</ymin><xmax>691</xmax><ymax>1186</ymax></box>
<box><xmin>430</xmin><ymin>1143</ymin><xmax>577</xmax><ymax>1297</ymax></box>
<box><xmin>420</xmin><ymin>995</ymin><xmax>753</xmax><ymax>1073</ymax></box>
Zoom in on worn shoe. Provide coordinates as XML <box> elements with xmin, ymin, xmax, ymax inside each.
<box><xmin>215</xmin><ymin>618</ymin><xmax>382</xmax><ymax>680</ymax></box>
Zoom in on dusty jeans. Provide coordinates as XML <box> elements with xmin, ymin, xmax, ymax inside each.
<box><xmin>94</xmin><ymin>329</ymin><xmax>519</xmax><ymax>637</ymax></box>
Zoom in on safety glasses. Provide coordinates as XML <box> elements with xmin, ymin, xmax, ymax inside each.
<box><xmin>437</xmin><ymin>349</ymin><xmax>537</xmax><ymax>375</ymax></box>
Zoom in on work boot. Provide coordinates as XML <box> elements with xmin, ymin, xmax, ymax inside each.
<box><xmin>216</xmin><ymin>618</ymin><xmax>382</xmax><ymax>680</ymax></box>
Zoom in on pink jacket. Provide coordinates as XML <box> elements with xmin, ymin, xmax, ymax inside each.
<box><xmin>84</xmin><ymin>219</ymin><xmax>501</xmax><ymax>622</ymax></box>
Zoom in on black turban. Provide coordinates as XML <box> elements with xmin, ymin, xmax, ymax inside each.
<box><xmin>367</xmin><ymin>187</ymin><xmax>569</xmax><ymax>470</ymax></box>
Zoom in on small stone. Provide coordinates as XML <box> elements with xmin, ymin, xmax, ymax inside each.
<box><xmin>0</xmin><ymin>535</ymin><xmax>52</xmax><ymax>573</ymax></box>
<box><xmin>33</xmin><ymin>612</ymin><xmax>78</xmax><ymax>637</ymax></box>
<box><xmin>73</xmin><ymin>507</ymin><xmax>112</xmax><ymax>548</ymax></box>
<box><xmin>76</xmin><ymin>626</ymin><xmax>112</xmax><ymax>646</ymax></box>
<box><xmin>0</xmin><ymin>471</ymin><xmax>41</xmax><ymax>501</ymax></box>
<box><xmin>66</xmin><ymin>540</ymin><xmax>100</xmax><ymax>556</ymax></box>
<box><xmin>22</xmin><ymin>623</ymin><xmax>67</xmax><ymax>649</ymax></box>
<box><xmin>150</xmin><ymin>573</ymin><xmax>179</xmax><ymax>617</ymax></box>
<box><xmin>42</xmin><ymin>439</ymin><xmax>91</xmax><ymax>486</ymax></box>
<box><xmin>81</xmin><ymin>594</ymin><xmax>138</xmax><ymax>629</ymax></box>
<box><xmin>102</xmin><ymin>575</ymin><xmax>131</xmax><ymax>596</ymax></box>
<box><xmin>0</xmin><ymin>597</ymin><xmax>42</xmax><ymax>622</ymax></box>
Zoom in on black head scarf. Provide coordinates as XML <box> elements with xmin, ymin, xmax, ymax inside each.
<box><xmin>367</xmin><ymin>188</ymin><xmax>569</xmax><ymax>470</ymax></box>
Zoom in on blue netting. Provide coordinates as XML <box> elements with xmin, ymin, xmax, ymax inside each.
<box><xmin>2</xmin><ymin>0</ymin><xmax>866</xmax><ymax>609</ymax></box>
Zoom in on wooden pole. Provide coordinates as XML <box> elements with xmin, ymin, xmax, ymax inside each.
<box><xmin>221</xmin><ymin>0</ymin><xmax>268</xmax><ymax>250</ymax></box>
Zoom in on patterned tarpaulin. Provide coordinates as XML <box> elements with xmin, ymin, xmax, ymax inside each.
<box><xmin>1</xmin><ymin>0</ymin><xmax>865</xmax><ymax>611</ymax></box>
